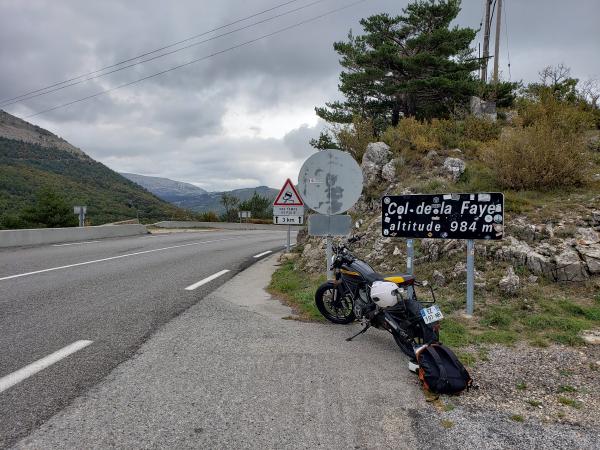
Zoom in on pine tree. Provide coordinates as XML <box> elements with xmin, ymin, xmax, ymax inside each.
<box><xmin>316</xmin><ymin>0</ymin><xmax>480</xmax><ymax>133</ymax></box>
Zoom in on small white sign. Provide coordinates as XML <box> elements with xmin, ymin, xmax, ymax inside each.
<box><xmin>274</xmin><ymin>216</ymin><xmax>304</xmax><ymax>225</ymax></box>
<box><xmin>238</xmin><ymin>210</ymin><xmax>251</xmax><ymax>218</ymax></box>
<box><xmin>73</xmin><ymin>206</ymin><xmax>87</xmax><ymax>214</ymax></box>
<box><xmin>274</xmin><ymin>205</ymin><xmax>304</xmax><ymax>216</ymax></box>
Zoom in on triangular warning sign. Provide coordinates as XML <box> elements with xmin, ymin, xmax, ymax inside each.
<box><xmin>273</xmin><ymin>178</ymin><xmax>304</xmax><ymax>206</ymax></box>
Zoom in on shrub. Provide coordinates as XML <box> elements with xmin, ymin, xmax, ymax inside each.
<box><xmin>484</xmin><ymin>121</ymin><xmax>589</xmax><ymax>190</ymax></box>
<box><xmin>463</xmin><ymin>116</ymin><xmax>501</xmax><ymax>142</ymax></box>
<box><xmin>336</xmin><ymin>116</ymin><xmax>375</xmax><ymax>162</ymax></box>
<box><xmin>382</xmin><ymin>117</ymin><xmax>440</xmax><ymax>155</ymax></box>
<box><xmin>197</xmin><ymin>211</ymin><xmax>219</xmax><ymax>222</ymax></box>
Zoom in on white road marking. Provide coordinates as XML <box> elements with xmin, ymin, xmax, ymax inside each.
<box><xmin>52</xmin><ymin>241</ymin><xmax>101</xmax><ymax>247</ymax></box>
<box><xmin>253</xmin><ymin>250</ymin><xmax>272</xmax><ymax>258</ymax></box>
<box><xmin>0</xmin><ymin>340</ymin><xmax>93</xmax><ymax>394</ymax></box>
<box><xmin>185</xmin><ymin>270</ymin><xmax>230</xmax><ymax>291</ymax></box>
<box><xmin>0</xmin><ymin>238</ymin><xmax>238</xmax><ymax>282</ymax></box>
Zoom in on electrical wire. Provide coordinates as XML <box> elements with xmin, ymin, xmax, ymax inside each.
<box><xmin>0</xmin><ymin>0</ymin><xmax>329</xmax><ymax>108</ymax></box>
<box><xmin>0</xmin><ymin>0</ymin><xmax>309</xmax><ymax>105</ymax></box>
<box><xmin>23</xmin><ymin>0</ymin><xmax>368</xmax><ymax>119</ymax></box>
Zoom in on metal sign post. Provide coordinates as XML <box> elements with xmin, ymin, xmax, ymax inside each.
<box><xmin>406</xmin><ymin>239</ymin><xmax>414</xmax><ymax>297</ymax></box>
<box><xmin>466</xmin><ymin>239</ymin><xmax>475</xmax><ymax>316</ymax></box>
<box><xmin>287</xmin><ymin>225</ymin><xmax>291</xmax><ymax>252</ymax></box>
<box><xmin>74</xmin><ymin>206</ymin><xmax>87</xmax><ymax>227</ymax></box>
<box><xmin>382</xmin><ymin>193</ymin><xmax>504</xmax><ymax>316</ymax></box>
<box><xmin>326</xmin><ymin>235</ymin><xmax>333</xmax><ymax>280</ymax></box>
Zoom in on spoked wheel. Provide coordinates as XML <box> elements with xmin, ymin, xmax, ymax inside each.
<box><xmin>315</xmin><ymin>282</ymin><xmax>355</xmax><ymax>324</ymax></box>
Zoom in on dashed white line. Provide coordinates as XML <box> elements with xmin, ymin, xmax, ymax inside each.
<box><xmin>0</xmin><ymin>238</ymin><xmax>239</xmax><ymax>282</ymax></box>
<box><xmin>52</xmin><ymin>241</ymin><xmax>101</xmax><ymax>247</ymax></box>
<box><xmin>185</xmin><ymin>270</ymin><xmax>230</xmax><ymax>291</ymax></box>
<box><xmin>253</xmin><ymin>250</ymin><xmax>272</xmax><ymax>258</ymax></box>
<box><xmin>0</xmin><ymin>340</ymin><xmax>93</xmax><ymax>394</ymax></box>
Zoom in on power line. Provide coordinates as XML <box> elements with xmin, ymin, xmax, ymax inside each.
<box><xmin>0</xmin><ymin>0</ymin><xmax>308</xmax><ymax>105</ymax></box>
<box><xmin>23</xmin><ymin>0</ymin><xmax>368</xmax><ymax>119</ymax></box>
<box><xmin>0</xmin><ymin>0</ymin><xmax>329</xmax><ymax>108</ymax></box>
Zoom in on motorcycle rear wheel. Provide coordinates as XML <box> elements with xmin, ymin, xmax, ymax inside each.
<box><xmin>315</xmin><ymin>282</ymin><xmax>355</xmax><ymax>324</ymax></box>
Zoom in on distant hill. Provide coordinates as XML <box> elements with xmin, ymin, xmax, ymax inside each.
<box><xmin>121</xmin><ymin>172</ymin><xmax>277</xmax><ymax>213</ymax></box>
<box><xmin>0</xmin><ymin>110</ymin><xmax>190</xmax><ymax>227</ymax></box>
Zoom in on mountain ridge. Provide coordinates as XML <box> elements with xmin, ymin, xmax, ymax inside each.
<box><xmin>0</xmin><ymin>110</ymin><xmax>189</xmax><ymax>227</ymax></box>
<box><xmin>120</xmin><ymin>172</ymin><xmax>277</xmax><ymax>213</ymax></box>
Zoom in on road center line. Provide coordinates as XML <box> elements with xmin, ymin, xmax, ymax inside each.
<box><xmin>52</xmin><ymin>241</ymin><xmax>101</xmax><ymax>247</ymax></box>
<box><xmin>0</xmin><ymin>238</ymin><xmax>239</xmax><ymax>282</ymax></box>
<box><xmin>0</xmin><ymin>340</ymin><xmax>93</xmax><ymax>394</ymax></box>
<box><xmin>185</xmin><ymin>270</ymin><xmax>230</xmax><ymax>291</ymax></box>
<box><xmin>253</xmin><ymin>250</ymin><xmax>272</xmax><ymax>258</ymax></box>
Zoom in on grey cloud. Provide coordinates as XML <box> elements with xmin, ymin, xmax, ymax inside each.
<box><xmin>1</xmin><ymin>0</ymin><xmax>599</xmax><ymax>191</ymax></box>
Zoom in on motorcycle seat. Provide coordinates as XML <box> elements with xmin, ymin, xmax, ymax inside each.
<box><xmin>383</xmin><ymin>273</ymin><xmax>415</xmax><ymax>286</ymax></box>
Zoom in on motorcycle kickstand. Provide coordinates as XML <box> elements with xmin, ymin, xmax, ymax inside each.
<box><xmin>346</xmin><ymin>324</ymin><xmax>370</xmax><ymax>342</ymax></box>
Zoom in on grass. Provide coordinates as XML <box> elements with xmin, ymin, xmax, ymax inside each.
<box><xmin>268</xmin><ymin>260</ymin><xmax>325</xmax><ymax>321</ymax></box>
<box><xmin>443</xmin><ymin>403</ymin><xmax>456</xmax><ymax>412</ymax></box>
<box><xmin>516</xmin><ymin>381</ymin><xmax>527</xmax><ymax>391</ymax></box>
<box><xmin>526</xmin><ymin>400</ymin><xmax>542</xmax><ymax>407</ymax></box>
<box><xmin>441</xmin><ymin>419</ymin><xmax>454</xmax><ymax>429</ymax></box>
<box><xmin>558</xmin><ymin>385</ymin><xmax>577</xmax><ymax>393</ymax></box>
<box><xmin>510</xmin><ymin>414</ymin><xmax>525</xmax><ymax>422</ymax></box>
<box><xmin>270</xmin><ymin>237</ymin><xmax>600</xmax><ymax>353</ymax></box>
<box><xmin>558</xmin><ymin>397</ymin><xmax>582</xmax><ymax>409</ymax></box>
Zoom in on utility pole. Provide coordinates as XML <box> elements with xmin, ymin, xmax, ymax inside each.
<box><xmin>493</xmin><ymin>0</ymin><xmax>503</xmax><ymax>83</ymax></box>
<box><xmin>481</xmin><ymin>0</ymin><xmax>492</xmax><ymax>82</ymax></box>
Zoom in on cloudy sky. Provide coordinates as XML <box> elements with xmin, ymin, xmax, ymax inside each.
<box><xmin>1</xmin><ymin>0</ymin><xmax>598</xmax><ymax>191</ymax></box>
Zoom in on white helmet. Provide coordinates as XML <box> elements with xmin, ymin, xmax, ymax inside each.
<box><xmin>370</xmin><ymin>281</ymin><xmax>399</xmax><ymax>308</ymax></box>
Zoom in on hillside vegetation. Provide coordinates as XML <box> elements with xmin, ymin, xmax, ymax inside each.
<box><xmin>0</xmin><ymin>136</ymin><xmax>190</xmax><ymax>227</ymax></box>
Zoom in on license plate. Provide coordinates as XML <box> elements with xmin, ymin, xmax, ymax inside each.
<box><xmin>420</xmin><ymin>305</ymin><xmax>443</xmax><ymax>324</ymax></box>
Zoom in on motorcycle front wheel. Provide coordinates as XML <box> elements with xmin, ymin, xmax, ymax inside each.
<box><xmin>315</xmin><ymin>281</ymin><xmax>355</xmax><ymax>324</ymax></box>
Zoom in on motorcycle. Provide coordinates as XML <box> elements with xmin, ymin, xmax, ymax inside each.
<box><xmin>315</xmin><ymin>235</ymin><xmax>442</xmax><ymax>365</ymax></box>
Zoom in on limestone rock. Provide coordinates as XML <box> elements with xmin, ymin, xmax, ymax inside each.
<box><xmin>361</xmin><ymin>161</ymin><xmax>380</xmax><ymax>186</ymax></box>
<box><xmin>362</xmin><ymin>142</ymin><xmax>391</xmax><ymax>166</ymax></box>
<box><xmin>443</xmin><ymin>157</ymin><xmax>466</xmax><ymax>181</ymax></box>
<box><xmin>432</xmin><ymin>270</ymin><xmax>446</xmax><ymax>286</ymax></box>
<box><xmin>576</xmin><ymin>227</ymin><xmax>600</xmax><ymax>245</ymax></box>
<box><xmin>393</xmin><ymin>246</ymin><xmax>401</xmax><ymax>256</ymax></box>
<box><xmin>451</xmin><ymin>261</ymin><xmax>466</xmax><ymax>280</ymax></box>
<box><xmin>381</xmin><ymin>160</ymin><xmax>396</xmax><ymax>182</ymax></box>
<box><xmin>576</xmin><ymin>245</ymin><xmax>600</xmax><ymax>274</ymax></box>
<box><xmin>299</xmin><ymin>243</ymin><xmax>325</xmax><ymax>274</ymax></box>
<box><xmin>554</xmin><ymin>247</ymin><xmax>589</xmax><ymax>282</ymax></box>
<box><xmin>499</xmin><ymin>266</ymin><xmax>520</xmax><ymax>295</ymax></box>
<box><xmin>361</xmin><ymin>142</ymin><xmax>391</xmax><ymax>186</ymax></box>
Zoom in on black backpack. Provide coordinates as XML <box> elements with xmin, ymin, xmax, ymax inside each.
<box><xmin>416</xmin><ymin>344</ymin><xmax>472</xmax><ymax>395</ymax></box>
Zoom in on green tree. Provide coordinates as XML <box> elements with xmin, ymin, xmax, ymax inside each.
<box><xmin>238</xmin><ymin>192</ymin><xmax>273</xmax><ymax>219</ymax></box>
<box><xmin>21</xmin><ymin>188</ymin><xmax>78</xmax><ymax>228</ymax></box>
<box><xmin>316</xmin><ymin>0</ymin><xmax>480</xmax><ymax>134</ymax></box>
<box><xmin>220</xmin><ymin>192</ymin><xmax>239</xmax><ymax>222</ymax></box>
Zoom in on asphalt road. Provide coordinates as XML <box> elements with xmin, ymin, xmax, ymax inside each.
<box><xmin>0</xmin><ymin>229</ymin><xmax>295</xmax><ymax>448</ymax></box>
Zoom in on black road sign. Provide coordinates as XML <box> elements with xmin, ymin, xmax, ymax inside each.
<box><xmin>381</xmin><ymin>193</ymin><xmax>504</xmax><ymax>240</ymax></box>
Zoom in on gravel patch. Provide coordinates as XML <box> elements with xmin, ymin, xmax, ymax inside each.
<box><xmin>449</xmin><ymin>343</ymin><xmax>600</xmax><ymax>430</ymax></box>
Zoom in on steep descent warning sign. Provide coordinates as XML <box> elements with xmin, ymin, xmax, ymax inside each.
<box><xmin>273</xmin><ymin>179</ymin><xmax>303</xmax><ymax>206</ymax></box>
